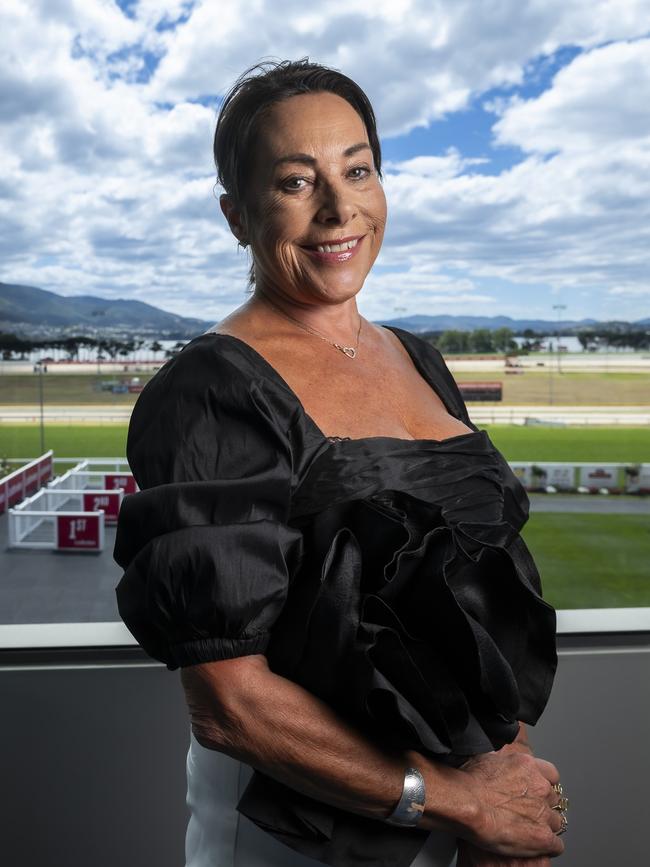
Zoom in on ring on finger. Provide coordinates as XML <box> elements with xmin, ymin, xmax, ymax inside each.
<box><xmin>556</xmin><ymin>813</ymin><xmax>568</xmax><ymax>836</ymax></box>
<box><xmin>552</xmin><ymin>782</ymin><xmax>563</xmax><ymax>795</ymax></box>
<box><xmin>552</xmin><ymin>796</ymin><xmax>570</xmax><ymax>811</ymax></box>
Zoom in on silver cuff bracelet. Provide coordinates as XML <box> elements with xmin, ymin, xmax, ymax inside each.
<box><xmin>386</xmin><ymin>767</ymin><xmax>426</xmax><ymax>827</ymax></box>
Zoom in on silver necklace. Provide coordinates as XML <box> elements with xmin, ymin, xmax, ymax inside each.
<box><xmin>261</xmin><ymin>294</ymin><xmax>363</xmax><ymax>358</ymax></box>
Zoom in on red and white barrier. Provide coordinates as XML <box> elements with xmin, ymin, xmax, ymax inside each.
<box><xmin>48</xmin><ymin>463</ymin><xmax>137</xmax><ymax>497</ymax></box>
<box><xmin>8</xmin><ymin>486</ymin><xmax>122</xmax><ymax>550</ymax></box>
<box><xmin>0</xmin><ymin>452</ymin><xmax>53</xmax><ymax>515</ymax></box>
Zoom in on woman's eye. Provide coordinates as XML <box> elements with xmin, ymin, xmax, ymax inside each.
<box><xmin>348</xmin><ymin>165</ymin><xmax>371</xmax><ymax>180</ymax></box>
<box><xmin>282</xmin><ymin>176</ymin><xmax>310</xmax><ymax>191</ymax></box>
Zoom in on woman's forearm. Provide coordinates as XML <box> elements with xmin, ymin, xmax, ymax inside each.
<box><xmin>180</xmin><ymin>654</ymin><xmax>563</xmax><ymax>858</ymax></box>
<box><xmin>180</xmin><ymin>653</ymin><xmax>476</xmax><ymax>833</ymax></box>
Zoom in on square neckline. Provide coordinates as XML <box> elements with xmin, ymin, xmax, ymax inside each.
<box><xmin>201</xmin><ymin>325</ymin><xmax>481</xmax><ymax>447</ymax></box>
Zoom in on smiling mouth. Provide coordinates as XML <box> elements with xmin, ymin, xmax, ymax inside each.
<box><xmin>302</xmin><ymin>235</ymin><xmax>363</xmax><ymax>254</ymax></box>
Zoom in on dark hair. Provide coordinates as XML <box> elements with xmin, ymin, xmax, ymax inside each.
<box><xmin>214</xmin><ymin>58</ymin><xmax>383</xmax><ymax>212</ymax></box>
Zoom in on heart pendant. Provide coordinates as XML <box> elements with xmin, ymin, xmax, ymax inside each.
<box><xmin>340</xmin><ymin>346</ymin><xmax>356</xmax><ymax>358</ymax></box>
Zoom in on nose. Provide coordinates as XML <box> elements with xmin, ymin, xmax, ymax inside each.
<box><xmin>314</xmin><ymin>178</ymin><xmax>356</xmax><ymax>225</ymax></box>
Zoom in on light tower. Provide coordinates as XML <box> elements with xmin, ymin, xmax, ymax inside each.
<box><xmin>553</xmin><ymin>303</ymin><xmax>567</xmax><ymax>375</ymax></box>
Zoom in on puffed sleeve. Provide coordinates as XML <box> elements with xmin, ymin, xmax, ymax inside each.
<box><xmin>113</xmin><ymin>339</ymin><xmax>303</xmax><ymax>671</ymax></box>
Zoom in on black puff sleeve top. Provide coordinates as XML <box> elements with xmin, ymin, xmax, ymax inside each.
<box><xmin>114</xmin><ymin>326</ymin><xmax>557</xmax><ymax>867</ymax></box>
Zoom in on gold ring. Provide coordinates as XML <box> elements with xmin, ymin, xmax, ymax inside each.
<box><xmin>556</xmin><ymin>813</ymin><xmax>568</xmax><ymax>836</ymax></box>
<box><xmin>552</xmin><ymin>796</ymin><xmax>569</xmax><ymax>811</ymax></box>
<box><xmin>552</xmin><ymin>782</ymin><xmax>563</xmax><ymax>795</ymax></box>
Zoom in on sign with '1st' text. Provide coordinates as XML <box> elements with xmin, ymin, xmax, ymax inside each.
<box><xmin>56</xmin><ymin>514</ymin><xmax>102</xmax><ymax>551</ymax></box>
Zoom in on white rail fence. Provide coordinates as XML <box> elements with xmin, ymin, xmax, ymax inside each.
<box><xmin>9</xmin><ymin>490</ymin><xmax>106</xmax><ymax>552</ymax></box>
<box><xmin>5</xmin><ymin>456</ymin><xmax>135</xmax><ymax>552</ymax></box>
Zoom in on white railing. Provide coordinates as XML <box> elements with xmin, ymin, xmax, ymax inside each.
<box><xmin>8</xmin><ymin>483</ymin><xmax>123</xmax><ymax>549</ymax></box>
<box><xmin>47</xmin><ymin>462</ymin><xmax>137</xmax><ymax>495</ymax></box>
<box><xmin>8</xmin><ymin>508</ymin><xmax>105</xmax><ymax>551</ymax></box>
<box><xmin>48</xmin><ymin>463</ymin><xmax>90</xmax><ymax>491</ymax></box>
<box><xmin>9</xmin><ymin>457</ymin><xmax>131</xmax><ymax>470</ymax></box>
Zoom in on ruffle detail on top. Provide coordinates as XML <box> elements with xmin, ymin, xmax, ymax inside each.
<box><xmin>275</xmin><ymin>495</ymin><xmax>555</xmax><ymax>760</ymax></box>
<box><xmin>238</xmin><ymin>432</ymin><xmax>557</xmax><ymax>862</ymax></box>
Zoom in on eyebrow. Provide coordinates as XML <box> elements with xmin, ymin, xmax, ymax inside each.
<box><xmin>273</xmin><ymin>142</ymin><xmax>372</xmax><ymax>169</ymax></box>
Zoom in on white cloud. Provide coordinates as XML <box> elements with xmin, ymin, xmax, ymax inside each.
<box><xmin>0</xmin><ymin>0</ymin><xmax>649</xmax><ymax>323</ymax></box>
<box><xmin>375</xmin><ymin>37</ymin><xmax>650</xmax><ymax>320</ymax></box>
<box><xmin>386</xmin><ymin>150</ymin><xmax>489</xmax><ymax>180</ymax></box>
<box><xmin>493</xmin><ymin>39</ymin><xmax>650</xmax><ymax>153</ymax></box>
<box><xmin>360</xmin><ymin>267</ymin><xmax>495</xmax><ymax>320</ymax></box>
<box><xmin>146</xmin><ymin>0</ymin><xmax>650</xmax><ymax>134</ymax></box>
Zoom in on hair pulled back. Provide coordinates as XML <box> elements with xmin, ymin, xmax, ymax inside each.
<box><xmin>214</xmin><ymin>58</ymin><xmax>382</xmax><ymax>211</ymax></box>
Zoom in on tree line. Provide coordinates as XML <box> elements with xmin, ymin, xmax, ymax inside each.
<box><xmin>1</xmin><ymin>324</ymin><xmax>648</xmax><ymax>361</ymax></box>
<box><xmin>423</xmin><ymin>328</ymin><xmax>518</xmax><ymax>354</ymax></box>
<box><xmin>0</xmin><ymin>333</ymin><xmax>185</xmax><ymax>361</ymax></box>
<box><xmin>422</xmin><ymin>326</ymin><xmax>650</xmax><ymax>354</ymax></box>
<box><xmin>575</xmin><ymin>329</ymin><xmax>650</xmax><ymax>351</ymax></box>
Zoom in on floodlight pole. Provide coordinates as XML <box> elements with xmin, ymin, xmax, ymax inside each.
<box><xmin>35</xmin><ymin>361</ymin><xmax>45</xmax><ymax>453</ymax></box>
<box><xmin>553</xmin><ymin>304</ymin><xmax>567</xmax><ymax>375</ymax></box>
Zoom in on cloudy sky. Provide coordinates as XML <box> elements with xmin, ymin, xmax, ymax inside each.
<box><xmin>1</xmin><ymin>0</ymin><xmax>649</xmax><ymax>325</ymax></box>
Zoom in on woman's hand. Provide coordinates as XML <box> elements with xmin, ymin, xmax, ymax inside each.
<box><xmin>454</xmin><ymin>726</ymin><xmax>563</xmax><ymax>865</ymax></box>
<box><xmin>452</xmin><ymin>725</ymin><xmax>564</xmax><ymax>861</ymax></box>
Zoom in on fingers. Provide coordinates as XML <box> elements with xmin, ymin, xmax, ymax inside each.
<box><xmin>533</xmin><ymin>757</ymin><xmax>561</xmax><ymax>786</ymax></box>
<box><xmin>546</xmin><ymin>805</ymin><xmax>565</xmax><ymax>835</ymax></box>
<box><xmin>461</xmin><ymin>751</ymin><xmax>566</xmax><ymax>859</ymax></box>
<box><xmin>527</xmin><ymin>822</ymin><xmax>565</xmax><ymax>858</ymax></box>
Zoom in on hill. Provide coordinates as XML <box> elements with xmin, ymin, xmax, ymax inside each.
<box><xmin>0</xmin><ymin>282</ymin><xmax>212</xmax><ymax>338</ymax></box>
<box><xmin>1</xmin><ymin>281</ymin><xmax>646</xmax><ymax>338</ymax></box>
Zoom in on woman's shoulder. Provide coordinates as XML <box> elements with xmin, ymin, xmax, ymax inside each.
<box><xmin>146</xmin><ymin>331</ymin><xmax>269</xmax><ymax>388</ymax></box>
<box><xmin>126</xmin><ymin>332</ymin><xmax>303</xmax><ymax>488</ymax></box>
<box><xmin>136</xmin><ymin>331</ymin><xmax>300</xmax><ymax>415</ymax></box>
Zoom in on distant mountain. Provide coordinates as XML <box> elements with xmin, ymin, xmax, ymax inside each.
<box><xmin>376</xmin><ymin>313</ymin><xmax>646</xmax><ymax>333</ymax></box>
<box><xmin>0</xmin><ymin>282</ymin><xmax>212</xmax><ymax>338</ymax></box>
<box><xmin>1</xmin><ymin>281</ymin><xmax>646</xmax><ymax>338</ymax></box>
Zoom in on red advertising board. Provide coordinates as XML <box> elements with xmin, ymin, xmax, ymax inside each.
<box><xmin>56</xmin><ymin>514</ymin><xmax>102</xmax><ymax>551</ymax></box>
<box><xmin>25</xmin><ymin>466</ymin><xmax>40</xmax><ymax>495</ymax></box>
<box><xmin>7</xmin><ymin>472</ymin><xmax>25</xmax><ymax>508</ymax></box>
<box><xmin>38</xmin><ymin>454</ymin><xmax>53</xmax><ymax>485</ymax></box>
<box><xmin>0</xmin><ymin>452</ymin><xmax>53</xmax><ymax>514</ymax></box>
<box><xmin>104</xmin><ymin>473</ymin><xmax>136</xmax><ymax>494</ymax></box>
<box><xmin>82</xmin><ymin>491</ymin><xmax>122</xmax><ymax>523</ymax></box>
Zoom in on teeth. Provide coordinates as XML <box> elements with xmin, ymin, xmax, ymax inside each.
<box><xmin>316</xmin><ymin>238</ymin><xmax>359</xmax><ymax>253</ymax></box>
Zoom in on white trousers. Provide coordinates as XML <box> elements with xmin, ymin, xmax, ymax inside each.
<box><xmin>185</xmin><ymin>729</ymin><xmax>457</xmax><ymax>867</ymax></box>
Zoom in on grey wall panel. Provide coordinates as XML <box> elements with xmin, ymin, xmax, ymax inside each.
<box><xmin>528</xmin><ymin>644</ymin><xmax>650</xmax><ymax>867</ymax></box>
<box><xmin>0</xmin><ymin>662</ymin><xmax>190</xmax><ymax>867</ymax></box>
<box><xmin>1</xmin><ymin>640</ymin><xmax>648</xmax><ymax>867</ymax></box>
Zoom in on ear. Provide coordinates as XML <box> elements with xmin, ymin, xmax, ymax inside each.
<box><xmin>220</xmin><ymin>194</ymin><xmax>248</xmax><ymax>245</ymax></box>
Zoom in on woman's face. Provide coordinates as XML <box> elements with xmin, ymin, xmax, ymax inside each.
<box><xmin>237</xmin><ymin>91</ymin><xmax>387</xmax><ymax>306</ymax></box>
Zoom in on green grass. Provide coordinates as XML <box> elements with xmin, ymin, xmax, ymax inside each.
<box><xmin>454</xmin><ymin>369</ymin><xmax>650</xmax><ymax>410</ymax></box>
<box><xmin>455</xmin><ymin>370</ymin><xmax>650</xmax><ymax>405</ymax></box>
<box><xmin>523</xmin><ymin>513</ymin><xmax>650</xmax><ymax>609</ymax></box>
<box><xmin>1</xmin><ymin>424</ymin><xmax>647</xmax><ymax>610</ymax></box>
<box><xmin>0</xmin><ymin>423</ymin><xmax>648</xmax><ymax>464</ymax></box>
<box><xmin>0</xmin><ymin>424</ymin><xmax>129</xmax><ymax>460</ymax></box>
<box><xmin>483</xmin><ymin>425</ymin><xmax>650</xmax><ymax>462</ymax></box>
<box><xmin>0</xmin><ymin>373</ymin><xmax>153</xmax><ymax>405</ymax></box>
<box><xmin>2</xmin><ymin>368</ymin><xmax>648</xmax><ymax>406</ymax></box>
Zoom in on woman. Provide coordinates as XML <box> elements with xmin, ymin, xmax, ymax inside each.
<box><xmin>114</xmin><ymin>60</ymin><xmax>567</xmax><ymax>867</ymax></box>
